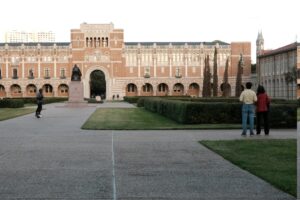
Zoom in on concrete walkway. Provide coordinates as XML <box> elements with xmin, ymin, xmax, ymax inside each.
<box><xmin>0</xmin><ymin>102</ymin><xmax>296</xmax><ymax>200</ymax></box>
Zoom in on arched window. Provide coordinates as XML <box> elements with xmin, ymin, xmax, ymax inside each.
<box><xmin>86</xmin><ymin>38</ymin><xmax>89</xmax><ymax>47</ymax></box>
<box><xmin>142</xmin><ymin>83</ymin><xmax>152</xmax><ymax>92</ymax></box>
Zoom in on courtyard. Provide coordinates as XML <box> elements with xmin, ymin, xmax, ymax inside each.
<box><xmin>0</xmin><ymin>102</ymin><xmax>296</xmax><ymax>199</ymax></box>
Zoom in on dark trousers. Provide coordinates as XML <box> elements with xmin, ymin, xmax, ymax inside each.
<box><xmin>256</xmin><ymin>111</ymin><xmax>269</xmax><ymax>134</ymax></box>
<box><xmin>36</xmin><ymin>103</ymin><xmax>42</xmax><ymax>115</ymax></box>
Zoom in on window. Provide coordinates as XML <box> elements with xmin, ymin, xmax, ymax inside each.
<box><xmin>44</xmin><ymin>85</ymin><xmax>53</xmax><ymax>93</ymax></box>
<box><xmin>44</xmin><ymin>68</ymin><xmax>50</xmax><ymax>78</ymax></box>
<box><xmin>142</xmin><ymin>84</ymin><xmax>152</xmax><ymax>92</ymax></box>
<box><xmin>28</xmin><ymin>68</ymin><xmax>34</xmax><ymax>78</ymax></box>
<box><xmin>12</xmin><ymin>68</ymin><xmax>18</xmax><ymax>79</ymax></box>
<box><xmin>60</xmin><ymin>68</ymin><xmax>66</xmax><ymax>78</ymax></box>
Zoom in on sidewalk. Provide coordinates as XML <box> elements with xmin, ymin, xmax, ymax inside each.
<box><xmin>0</xmin><ymin>102</ymin><xmax>296</xmax><ymax>199</ymax></box>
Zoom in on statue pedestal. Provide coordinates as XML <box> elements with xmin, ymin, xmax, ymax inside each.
<box><xmin>68</xmin><ymin>81</ymin><xmax>85</xmax><ymax>103</ymax></box>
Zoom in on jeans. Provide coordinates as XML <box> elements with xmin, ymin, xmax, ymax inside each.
<box><xmin>242</xmin><ymin>104</ymin><xmax>255</xmax><ymax>134</ymax></box>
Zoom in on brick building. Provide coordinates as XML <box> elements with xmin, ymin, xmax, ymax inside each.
<box><xmin>0</xmin><ymin>23</ymin><xmax>251</xmax><ymax>100</ymax></box>
<box><xmin>256</xmin><ymin>32</ymin><xmax>299</xmax><ymax>99</ymax></box>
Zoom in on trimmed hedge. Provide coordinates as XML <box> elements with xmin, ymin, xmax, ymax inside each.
<box><xmin>0</xmin><ymin>97</ymin><xmax>68</xmax><ymax>107</ymax></box>
<box><xmin>85</xmin><ymin>98</ymin><xmax>104</xmax><ymax>104</ymax></box>
<box><xmin>124</xmin><ymin>95</ymin><xmax>191</xmax><ymax>104</ymax></box>
<box><xmin>0</xmin><ymin>99</ymin><xmax>24</xmax><ymax>108</ymax></box>
<box><xmin>142</xmin><ymin>98</ymin><xmax>296</xmax><ymax>128</ymax></box>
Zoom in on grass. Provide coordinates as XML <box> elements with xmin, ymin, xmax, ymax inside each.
<box><xmin>0</xmin><ymin>107</ymin><xmax>35</xmax><ymax>121</ymax></box>
<box><xmin>81</xmin><ymin>108</ymin><xmax>241</xmax><ymax>130</ymax></box>
<box><xmin>200</xmin><ymin>139</ymin><xmax>296</xmax><ymax>197</ymax></box>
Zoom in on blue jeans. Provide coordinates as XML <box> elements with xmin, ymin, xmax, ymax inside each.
<box><xmin>242</xmin><ymin>104</ymin><xmax>255</xmax><ymax>134</ymax></box>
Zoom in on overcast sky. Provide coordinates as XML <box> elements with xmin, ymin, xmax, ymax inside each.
<box><xmin>0</xmin><ymin>0</ymin><xmax>299</xmax><ymax>63</ymax></box>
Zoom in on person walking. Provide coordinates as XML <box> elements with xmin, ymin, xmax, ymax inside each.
<box><xmin>256</xmin><ymin>85</ymin><xmax>270</xmax><ymax>135</ymax></box>
<box><xmin>35</xmin><ymin>88</ymin><xmax>44</xmax><ymax>118</ymax></box>
<box><xmin>239</xmin><ymin>82</ymin><xmax>257</xmax><ymax>136</ymax></box>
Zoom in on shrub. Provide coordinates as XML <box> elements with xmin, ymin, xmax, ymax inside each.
<box><xmin>86</xmin><ymin>98</ymin><xmax>104</xmax><ymax>104</ymax></box>
<box><xmin>142</xmin><ymin>98</ymin><xmax>296</xmax><ymax>128</ymax></box>
<box><xmin>0</xmin><ymin>99</ymin><xmax>24</xmax><ymax>108</ymax></box>
<box><xmin>123</xmin><ymin>96</ymin><xmax>141</xmax><ymax>103</ymax></box>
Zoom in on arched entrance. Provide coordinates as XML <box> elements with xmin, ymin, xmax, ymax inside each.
<box><xmin>90</xmin><ymin>70</ymin><xmax>106</xmax><ymax>99</ymax></box>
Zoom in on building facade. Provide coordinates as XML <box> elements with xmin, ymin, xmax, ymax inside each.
<box><xmin>256</xmin><ymin>32</ymin><xmax>299</xmax><ymax>99</ymax></box>
<box><xmin>0</xmin><ymin>23</ymin><xmax>251</xmax><ymax>100</ymax></box>
<box><xmin>5</xmin><ymin>31</ymin><xmax>55</xmax><ymax>43</ymax></box>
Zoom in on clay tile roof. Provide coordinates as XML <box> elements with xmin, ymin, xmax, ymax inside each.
<box><xmin>259</xmin><ymin>42</ymin><xmax>298</xmax><ymax>57</ymax></box>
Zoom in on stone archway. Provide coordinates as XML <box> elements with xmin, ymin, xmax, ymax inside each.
<box><xmin>83</xmin><ymin>66</ymin><xmax>110</xmax><ymax>99</ymax></box>
<box><xmin>90</xmin><ymin>70</ymin><xmax>106</xmax><ymax>99</ymax></box>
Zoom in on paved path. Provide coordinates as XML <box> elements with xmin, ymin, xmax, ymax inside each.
<box><xmin>0</xmin><ymin>102</ymin><xmax>296</xmax><ymax>200</ymax></box>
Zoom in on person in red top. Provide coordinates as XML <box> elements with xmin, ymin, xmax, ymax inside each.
<box><xmin>256</xmin><ymin>85</ymin><xmax>271</xmax><ymax>135</ymax></box>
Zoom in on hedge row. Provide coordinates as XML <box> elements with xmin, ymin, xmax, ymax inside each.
<box><xmin>125</xmin><ymin>96</ymin><xmax>297</xmax><ymax>105</ymax></box>
<box><xmin>123</xmin><ymin>96</ymin><xmax>190</xmax><ymax>104</ymax></box>
<box><xmin>142</xmin><ymin>98</ymin><xmax>296</xmax><ymax>128</ymax></box>
<box><xmin>0</xmin><ymin>97</ymin><xmax>68</xmax><ymax>108</ymax></box>
<box><xmin>0</xmin><ymin>99</ymin><xmax>24</xmax><ymax>108</ymax></box>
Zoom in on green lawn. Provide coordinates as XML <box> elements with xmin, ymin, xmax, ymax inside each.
<box><xmin>200</xmin><ymin>139</ymin><xmax>296</xmax><ymax>197</ymax></box>
<box><xmin>0</xmin><ymin>107</ymin><xmax>35</xmax><ymax>121</ymax></box>
<box><xmin>81</xmin><ymin>108</ymin><xmax>241</xmax><ymax>130</ymax></box>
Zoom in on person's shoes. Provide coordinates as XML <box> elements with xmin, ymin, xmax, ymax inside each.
<box><xmin>265</xmin><ymin>133</ymin><xmax>269</xmax><ymax>136</ymax></box>
<box><xmin>250</xmin><ymin>132</ymin><xmax>254</xmax><ymax>136</ymax></box>
<box><xmin>256</xmin><ymin>132</ymin><xmax>261</xmax><ymax>135</ymax></box>
<box><xmin>36</xmin><ymin>115</ymin><xmax>40</xmax><ymax>118</ymax></box>
<box><xmin>241</xmin><ymin>132</ymin><xmax>246</xmax><ymax>136</ymax></box>
<box><xmin>39</xmin><ymin>114</ymin><xmax>42</xmax><ymax>118</ymax></box>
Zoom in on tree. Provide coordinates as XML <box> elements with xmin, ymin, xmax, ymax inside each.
<box><xmin>202</xmin><ymin>55</ymin><xmax>211</xmax><ymax>97</ymax></box>
<box><xmin>284</xmin><ymin>66</ymin><xmax>297</xmax><ymax>99</ymax></box>
<box><xmin>222</xmin><ymin>57</ymin><xmax>230</xmax><ymax>97</ymax></box>
<box><xmin>235</xmin><ymin>54</ymin><xmax>243</xmax><ymax>97</ymax></box>
<box><xmin>213</xmin><ymin>47</ymin><xmax>218</xmax><ymax>96</ymax></box>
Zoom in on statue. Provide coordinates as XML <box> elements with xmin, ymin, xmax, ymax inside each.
<box><xmin>71</xmin><ymin>64</ymin><xmax>82</xmax><ymax>81</ymax></box>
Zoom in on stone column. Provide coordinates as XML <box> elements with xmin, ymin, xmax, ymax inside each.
<box><xmin>22</xmin><ymin>58</ymin><xmax>25</xmax><ymax>78</ymax></box>
<box><xmin>54</xmin><ymin>57</ymin><xmax>57</xmax><ymax>78</ymax></box>
<box><xmin>169</xmin><ymin>58</ymin><xmax>172</xmax><ymax>77</ymax></box>
<box><xmin>6</xmin><ymin>58</ymin><xmax>8</xmax><ymax>78</ymax></box>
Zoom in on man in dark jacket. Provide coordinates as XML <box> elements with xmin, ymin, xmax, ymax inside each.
<box><xmin>36</xmin><ymin>88</ymin><xmax>44</xmax><ymax>118</ymax></box>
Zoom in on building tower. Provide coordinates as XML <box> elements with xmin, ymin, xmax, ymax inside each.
<box><xmin>256</xmin><ymin>31</ymin><xmax>264</xmax><ymax>83</ymax></box>
<box><xmin>256</xmin><ymin>31</ymin><xmax>264</xmax><ymax>55</ymax></box>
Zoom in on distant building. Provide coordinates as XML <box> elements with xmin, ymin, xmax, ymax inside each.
<box><xmin>0</xmin><ymin>23</ymin><xmax>251</xmax><ymax>99</ymax></box>
<box><xmin>256</xmin><ymin>31</ymin><xmax>299</xmax><ymax>99</ymax></box>
<box><xmin>4</xmin><ymin>31</ymin><xmax>55</xmax><ymax>43</ymax></box>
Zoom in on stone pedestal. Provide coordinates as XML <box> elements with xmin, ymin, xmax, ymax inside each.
<box><xmin>68</xmin><ymin>81</ymin><xmax>85</xmax><ymax>103</ymax></box>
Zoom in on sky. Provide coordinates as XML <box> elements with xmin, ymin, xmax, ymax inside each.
<box><xmin>0</xmin><ymin>0</ymin><xmax>299</xmax><ymax>63</ymax></box>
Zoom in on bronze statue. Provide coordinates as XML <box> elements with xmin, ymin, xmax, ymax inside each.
<box><xmin>71</xmin><ymin>64</ymin><xmax>82</xmax><ymax>81</ymax></box>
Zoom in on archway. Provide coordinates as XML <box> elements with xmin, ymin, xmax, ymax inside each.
<box><xmin>220</xmin><ymin>83</ymin><xmax>231</xmax><ymax>97</ymax></box>
<box><xmin>172</xmin><ymin>83</ymin><xmax>184</xmax><ymax>96</ymax></box>
<box><xmin>157</xmin><ymin>83</ymin><xmax>169</xmax><ymax>96</ymax></box>
<box><xmin>90</xmin><ymin>70</ymin><xmax>106</xmax><ymax>99</ymax></box>
<box><xmin>126</xmin><ymin>83</ymin><xmax>138</xmax><ymax>96</ymax></box>
<box><xmin>26</xmin><ymin>84</ymin><xmax>37</xmax><ymax>97</ymax></box>
<box><xmin>58</xmin><ymin>84</ymin><xmax>69</xmax><ymax>97</ymax></box>
<box><xmin>42</xmin><ymin>84</ymin><xmax>53</xmax><ymax>97</ymax></box>
<box><xmin>141</xmin><ymin>83</ymin><xmax>153</xmax><ymax>96</ymax></box>
<box><xmin>0</xmin><ymin>85</ymin><xmax>6</xmax><ymax>98</ymax></box>
<box><xmin>188</xmin><ymin>83</ymin><xmax>200</xmax><ymax>97</ymax></box>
